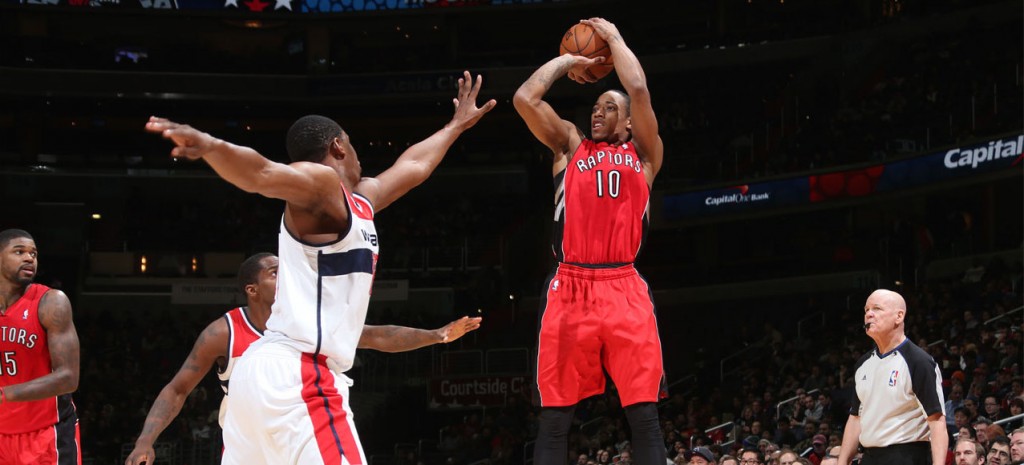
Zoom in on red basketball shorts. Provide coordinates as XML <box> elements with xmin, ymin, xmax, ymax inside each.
<box><xmin>0</xmin><ymin>415</ymin><xmax>81</xmax><ymax>465</ymax></box>
<box><xmin>534</xmin><ymin>263</ymin><xmax>666</xmax><ymax>407</ymax></box>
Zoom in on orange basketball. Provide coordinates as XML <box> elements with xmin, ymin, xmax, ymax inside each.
<box><xmin>559</xmin><ymin>23</ymin><xmax>614</xmax><ymax>80</ymax></box>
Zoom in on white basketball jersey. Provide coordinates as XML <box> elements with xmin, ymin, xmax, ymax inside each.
<box><xmin>265</xmin><ymin>187</ymin><xmax>379</xmax><ymax>372</ymax></box>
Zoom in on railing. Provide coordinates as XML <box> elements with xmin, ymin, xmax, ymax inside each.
<box><xmin>693</xmin><ymin>420</ymin><xmax>736</xmax><ymax>449</ymax></box>
<box><xmin>953</xmin><ymin>413</ymin><xmax>1024</xmax><ymax>439</ymax></box>
<box><xmin>776</xmin><ymin>389</ymin><xmax>819</xmax><ymax>421</ymax></box>
<box><xmin>995</xmin><ymin>413</ymin><xmax>1023</xmax><ymax>430</ymax></box>
<box><xmin>984</xmin><ymin>305</ymin><xmax>1023</xmax><ymax>326</ymax></box>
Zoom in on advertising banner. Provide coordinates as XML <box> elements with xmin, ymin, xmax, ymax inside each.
<box><xmin>662</xmin><ymin>134</ymin><xmax>1022</xmax><ymax>221</ymax></box>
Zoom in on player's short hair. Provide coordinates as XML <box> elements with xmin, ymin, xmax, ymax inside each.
<box><xmin>286</xmin><ymin>115</ymin><xmax>344</xmax><ymax>163</ymax></box>
<box><xmin>238</xmin><ymin>252</ymin><xmax>275</xmax><ymax>292</ymax></box>
<box><xmin>0</xmin><ymin>229</ymin><xmax>33</xmax><ymax>249</ymax></box>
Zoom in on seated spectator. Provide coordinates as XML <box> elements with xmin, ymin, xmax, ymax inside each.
<box><xmin>984</xmin><ymin>394</ymin><xmax>1009</xmax><ymax>422</ymax></box>
<box><xmin>777</xmin><ymin>449</ymin><xmax>799</xmax><ymax>465</ymax></box>
<box><xmin>946</xmin><ymin>383</ymin><xmax>966</xmax><ymax>426</ymax></box>
<box><xmin>1005</xmin><ymin>398</ymin><xmax>1024</xmax><ymax>431</ymax></box>
<box><xmin>738</xmin><ymin>448</ymin><xmax>763</xmax><ymax>465</ymax></box>
<box><xmin>686</xmin><ymin>447</ymin><xmax>717</xmax><ymax>465</ymax></box>
<box><xmin>987</xmin><ymin>436</ymin><xmax>1012</xmax><ymax>465</ymax></box>
<box><xmin>953</xmin><ymin>437</ymin><xmax>987</xmax><ymax>465</ymax></box>
<box><xmin>806</xmin><ymin>435</ymin><xmax>828</xmax><ymax>465</ymax></box>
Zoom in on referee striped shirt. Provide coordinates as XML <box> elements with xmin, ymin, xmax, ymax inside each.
<box><xmin>850</xmin><ymin>338</ymin><xmax>945</xmax><ymax>448</ymax></box>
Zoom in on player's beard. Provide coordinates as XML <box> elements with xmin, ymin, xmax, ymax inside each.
<box><xmin>8</xmin><ymin>267</ymin><xmax>34</xmax><ymax>286</ymax></box>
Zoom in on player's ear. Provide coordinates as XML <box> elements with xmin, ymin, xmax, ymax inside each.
<box><xmin>245</xmin><ymin>283</ymin><xmax>258</xmax><ymax>298</ymax></box>
<box><xmin>329</xmin><ymin>137</ymin><xmax>347</xmax><ymax>160</ymax></box>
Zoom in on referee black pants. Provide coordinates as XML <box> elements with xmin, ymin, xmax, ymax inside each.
<box><xmin>861</xmin><ymin>442</ymin><xmax>931</xmax><ymax>465</ymax></box>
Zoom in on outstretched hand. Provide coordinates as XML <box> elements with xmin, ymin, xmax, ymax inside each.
<box><xmin>145</xmin><ymin>116</ymin><xmax>217</xmax><ymax>161</ymax></box>
<box><xmin>450</xmin><ymin>71</ymin><xmax>497</xmax><ymax>132</ymax></box>
<box><xmin>439</xmin><ymin>316</ymin><xmax>483</xmax><ymax>343</ymax></box>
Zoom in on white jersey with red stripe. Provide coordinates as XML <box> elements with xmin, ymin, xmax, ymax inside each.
<box><xmin>264</xmin><ymin>187</ymin><xmax>379</xmax><ymax>371</ymax></box>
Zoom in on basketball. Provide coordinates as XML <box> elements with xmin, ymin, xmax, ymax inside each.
<box><xmin>559</xmin><ymin>23</ymin><xmax>614</xmax><ymax>80</ymax></box>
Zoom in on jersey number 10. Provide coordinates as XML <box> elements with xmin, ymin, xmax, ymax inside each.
<box><xmin>595</xmin><ymin>170</ymin><xmax>621</xmax><ymax>199</ymax></box>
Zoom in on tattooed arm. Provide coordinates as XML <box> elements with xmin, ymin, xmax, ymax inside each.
<box><xmin>513</xmin><ymin>54</ymin><xmax>601</xmax><ymax>172</ymax></box>
<box><xmin>358</xmin><ymin>316</ymin><xmax>483</xmax><ymax>353</ymax></box>
<box><xmin>125</xmin><ymin>318</ymin><xmax>230</xmax><ymax>465</ymax></box>
<box><xmin>4</xmin><ymin>289</ymin><xmax>79</xmax><ymax>401</ymax></box>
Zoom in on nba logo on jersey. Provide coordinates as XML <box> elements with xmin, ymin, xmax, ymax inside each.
<box><xmin>22</xmin><ymin>308</ymin><xmax>28</xmax><ymax>320</ymax></box>
<box><xmin>551</xmin><ymin>279</ymin><xmax>560</xmax><ymax>291</ymax></box>
<box><xmin>888</xmin><ymin>370</ymin><xmax>899</xmax><ymax>386</ymax></box>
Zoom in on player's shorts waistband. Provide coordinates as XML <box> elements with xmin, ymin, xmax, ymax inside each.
<box><xmin>556</xmin><ymin>262</ymin><xmax>637</xmax><ymax>280</ymax></box>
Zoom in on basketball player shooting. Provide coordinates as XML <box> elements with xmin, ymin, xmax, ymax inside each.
<box><xmin>513</xmin><ymin>17</ymin><xmax>667</xmax><ymax>465</ymax></box>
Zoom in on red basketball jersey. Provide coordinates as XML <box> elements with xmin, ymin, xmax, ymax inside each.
<box><xmin>217</xmin><ymin>307</ymin><xmax>264</xmax><ymax>394</ymax></box>
<box><xmin>554</xmin><ymin>139</ymin><xmax>650</xmax><ymax>264</ymax></box>
<box><xmin>0</xmin><ymin>284</ymin><xmax>77</xmax><ymax>434</ymax></box>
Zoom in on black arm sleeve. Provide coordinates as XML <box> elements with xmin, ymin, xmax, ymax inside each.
<box><xmin>904</xmin><ymin>343</ymin><xmax>945</xmax><ymax>416</ymax></box>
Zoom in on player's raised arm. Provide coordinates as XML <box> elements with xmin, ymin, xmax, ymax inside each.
<box><xmin>145</xmin><ymin>117</ymin><xmax>346</xmax><ymax>220</ymax></box>
<box><xmin>582</xmin><ymin>18</ymin><xmax>663</xmax><ymax>179</ymax></box>
<box><xmin>513</xmin><ymin>54</ymin><xmax>600</xmax><ymax>159</ymax></box>
<box><xmin>356</xmin><ymin>71</ymin><xmax>495</xmax><ymax>212</ymax></box>
<box><xmin>126</xmin><ymin>319</ymin><xmax>230</xmax><ymax>465</ymax></box>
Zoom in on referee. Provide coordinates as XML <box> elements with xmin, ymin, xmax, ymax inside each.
<box><xmin>838</xmin><ymin>289</ymin><xmax>948</xmax><ymax>465</ymax></box>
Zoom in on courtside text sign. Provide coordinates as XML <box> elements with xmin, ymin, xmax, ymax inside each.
<box><xmin>428</xmin><ymin>375</ymin><xmax>528</xmax><ymax>409</ymax></box>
